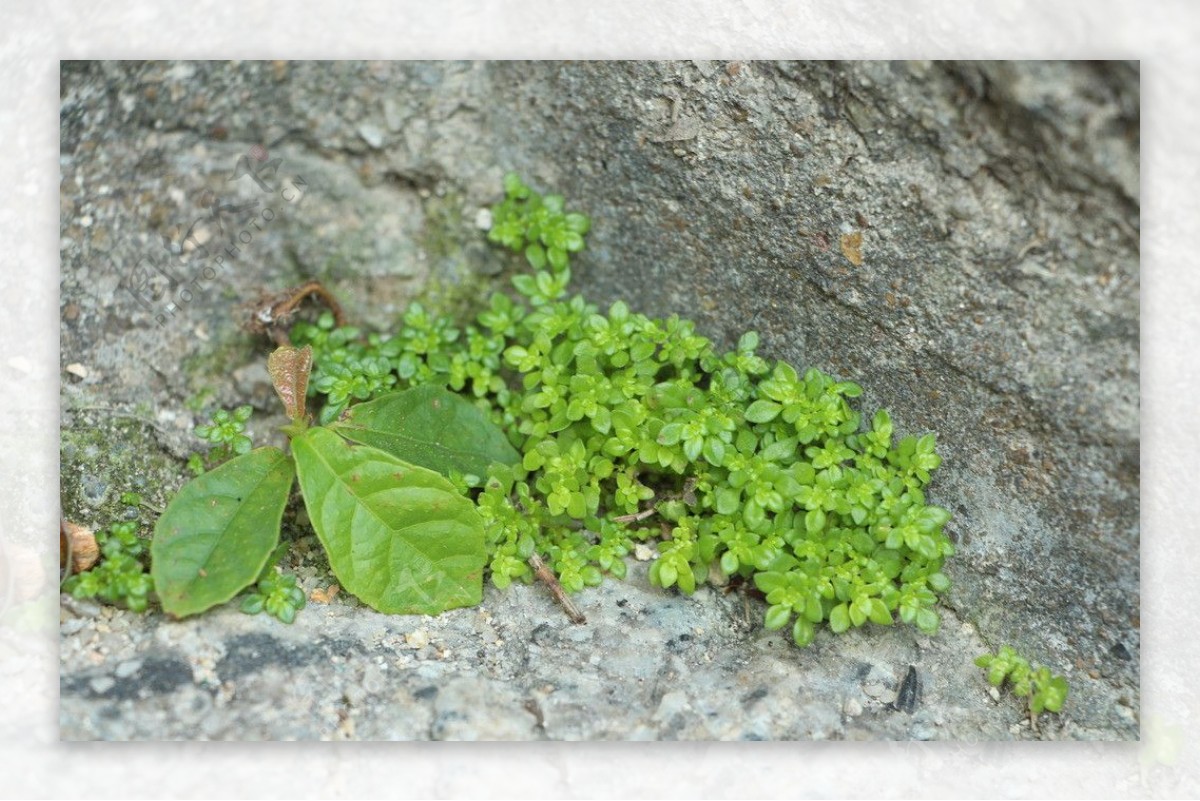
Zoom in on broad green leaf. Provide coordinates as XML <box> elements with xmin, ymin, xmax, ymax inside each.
<box><xmin>151</xmin><ymin>447</ymin><xmax>295</xmax><ymax>618</ymax></box>
<box><xmin>927</xmin><ymin>571</ymin><xmax>951</xmax><ymax>592</ymax></box>
<box><xmin>753</xmin><ymin>571</ymin><xmax>787</xmax><ymax>594</ymax></box>
<box><xmin>657</xmin><ymin>423</ymin><xmax>683</xmax><ymax>445</ymax></box>
<box><xmin>849</xmin><ymin>597</ymin><xmax>868</xmax><ymax>627</ymax></box>
<box><xmin>805</xmin><ymin>594</ymin><xmax>824</xmax><ymax>623</ymax></box>
<box><xmin>292</xmin><ymin>427</ymin><xmax>485</xmax><ymax>615</ymax></box>
<box><xmin>331</xmin><ymin>385</ymin><xmax>519</xmax><ymax>478</ymax></box>
<box><xmin>915</xmin><ymin>607</ymin><xmax>940</xmax><ymax>634</ymax></box>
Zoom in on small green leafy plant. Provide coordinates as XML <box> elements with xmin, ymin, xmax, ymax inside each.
<box><xmin>195</xmin><ymin>405</ymin><xmax>254</xmax><ymax>460</ymax></box>
<box><xmin>150</xmin><ymin>346</ymin><xmax>512</xmax><ymax>618</ymax></box>
<box><xmin>147</xmin><ymin>172</ymin><xmax>954</xmax><ymax>653</ymax></box>
<box><xmin>240</xmin><ymin>570</ymin><xmax>307</xmax><ymax>624</ymax></box>
<box><xmin>976</xmin><ymin>646</ymin><xmax>1070</xmax><ymax>722</ymax></box>
<box><xmin>186</xmin><ymin>404</ymin><xmax>256</xmax><ymax>475</ymax></box>
<box><xmin>488</xmin><ymin>172</ymin><xmax>591</xmax><ymax>272</ymax></box>
<box><xmin>235</xmin><ymin>542</ymin><xmax>306</xmax><ymax>623</ymax></box>
<box><xmin>287</xmin><ymin>172</ymin><xmax>954</xmax><ymax>648</ymax></box>
<box><xmin>63</xmin><ymin>521</ymin><xmax>155</xmax><ymax>612</ymax></box>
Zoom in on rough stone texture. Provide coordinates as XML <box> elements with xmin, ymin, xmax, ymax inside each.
<box><xmin>59</xmin><ymin>60</ymin><xmax>1139</xmax><ymax>740</ymax></box>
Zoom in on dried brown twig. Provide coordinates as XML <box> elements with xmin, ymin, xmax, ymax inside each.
<box><xmin>242</xmin><ymin>280</ymin><xmax>346</xmax><ymax>345</ymax></box>
<box><xmin>528</xmin><ymin>553</ymin><xmax>586</xmax><ymax>625</ymax></box>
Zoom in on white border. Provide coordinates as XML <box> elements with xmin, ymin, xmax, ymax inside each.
<box><xmin>4</xmin><ymin>0</ymin><xmax>1195</xmax><ymax>797</ymax></box>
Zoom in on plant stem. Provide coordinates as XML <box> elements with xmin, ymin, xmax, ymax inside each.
<box><xmin>527</xmin><ymin>552</ymin><xmax>586</xmax><ymax>625</ymax></box>
<box><xmin>612</xmin><ymin>507</ymin><xmax>656</xmax><ymax>524</ymax></box>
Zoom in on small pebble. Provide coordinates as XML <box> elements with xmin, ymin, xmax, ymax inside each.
<box><xmin>844</xmin><ymin>698</ymin><xmax>863</xmax><ymax>717</ymax></box>
<box><xmin>90</xmin><ymin>676</ymin><xmax>115</xmax><ymax>694</ymax></box>
<box><xmin>115</xmin><ymin>660</ymin><xmax>142</xmax><ymax>678</ymax></box>
<box><xmin>358</xmin><ymin>123</ymin><xmax>385</xmax><ymax>149</ymax></box>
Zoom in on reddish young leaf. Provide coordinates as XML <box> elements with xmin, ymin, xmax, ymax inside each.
<box><xmin>268</xmin><ymin>345</ymin><xmax>313</xmax><ymax>421</ymax></box>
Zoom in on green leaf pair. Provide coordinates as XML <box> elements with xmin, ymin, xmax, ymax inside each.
<box><xmin>151</xmin><ymin>347</ymin><xmax>518</xmax><ymax>619</ymax></box>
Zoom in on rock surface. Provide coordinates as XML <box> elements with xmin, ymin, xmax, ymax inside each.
<box><xmin>59</xmin><ymin>60</ymin><xmax>1139</xmax><ymax>740</ymax></box>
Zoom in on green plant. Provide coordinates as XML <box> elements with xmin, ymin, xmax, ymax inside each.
<box><xmin>488</xmin><ymin>172</ymin><xmax>591</xmax><ymax>272</ymax></box>
<box><xmin>975</xmin><ymin>646</ymin><xmax>1070</xmax><ymax>722</ymax></box>
<box><xmin>192</xmin><ymin>405</ymin><xmax>254</xmax><ymax>468</ymax></box>
<box><xmin>147</xmin><ymin>172</ymin><xmax>954</xmax><ymax>654</ymax></box>
<box><xmin>291</xmin><ymin>173</ymin><xmax>954</xmax><ymax>648</ymax></box>
<box><xmin>236</xmin><ymin>543</ymin><xmax>306</xmax><ymax>624</ymax></box>
<box><xmin>240</xmin><ymin>571</ymin><xmax>307</xmax><ymax>624</ymax></box>
<box><xmin>62</xmin><ymin>521</ymin><xmax>154</xmax><ymax>612</ymax></box>
<box><xmin>151</xmin><ymin>346</ymin><xmax>507</xmax><ymax>618</ymax></box>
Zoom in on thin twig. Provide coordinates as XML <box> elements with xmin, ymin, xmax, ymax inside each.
<box><xmin>612</xmin><ymin>507</ymin><xmax>657</xmax><ymax>524</ymax></box>
<box><xmin>528</xmin><ymin>553</ymin><xmax>586</xmax><ymax>625</ymax></box>
<box><xmin>244</xmin><ymin>279</ymin><xmax>347</xmax><ymax>344</ymax></box>
<box><xmin>274</xmin><ymin>280</ymin><xmax>347</xmax><ymax>327</ymax></box>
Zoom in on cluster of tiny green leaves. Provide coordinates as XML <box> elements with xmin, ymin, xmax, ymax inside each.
<box><xmin>62</xmin><ymin>521</ymin><xmax>154</xmax><ymax>612</ymax></box>
<box><xmin>293</xmin><ymin>174</ymin><xmax>954</xmax><ymax>648</ymax></box>
<box><xmin>240</xmin><ymin>571</ymin><xmax>307</xmax><ymax>624</ymax></box>
<box><xmin>238</xmin><ymin>543</ymin><xmax>306</xmax><ymax>623</ymax></box>
<box><xmin>189</xmin><ymin>405</ymin><xmax>254</xmax><ymax>473</ymax></box>
<box><xmin>293</xmin><ymin>305</ymin><xmax>467</xmax><ymax>424</ymax></box>
<box><xmin>976</xmin><ymin>646</ymin><xmax>1069</xmax><ymax>719</ymax></box>
<box><xmin>488</xmin><ymin>172</ymin><xmax>592</xmax><ymax>272</ymax></box>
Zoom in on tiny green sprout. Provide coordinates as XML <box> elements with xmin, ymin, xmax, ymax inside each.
<box><xmin>193</xmin><ymin>405</ymin><xmax>254</xmax><ymax>465</ymax></box>
<box><xmin>63</xmin><ymin>521</ymin><xmax>154</xmax><ymax>613</ymax></box>
<box><xmin>976</xmin><ymin>646</ymin><xmax>1070</xmax><ymax>724</ymax></box>
<box><xmin>488</xmin><ymin>172</ymin><xmax>591</xmax><ymax>273</ymax></box>
<box><xmin>186</xmin><ymin>452</ymin><xmax>206</xmax><ymax>476</ymax></box>
<box><xmin>240</xmin><ymin>570</ymin><xmax>307</xmax><ymax>624</ymax></box>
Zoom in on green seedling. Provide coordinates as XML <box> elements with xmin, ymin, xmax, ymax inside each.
<box><xmin>63</xmin><ymin>521</ymin><xmax>154</xmax><ymax>613</ymax></box>
<box><xmin>488</xmin><ymin>172</ymin><xmax>591</xmax><ymax>272</ymax></box>
<box><xmin>150</xmin><ymin>345</ymin><xmax>514</xmax><ymax>618</ymax></box>
<box><xmin>190</xmin><ymin>405</ymin><xmax>255</xmax><ymax>471</ymax></box>
<box><xmin>976</xmin><ymin>645</ymin><xmax>1070</xmax><ymax>724</ymax></box>
<box><xmin>241</xmin><ymin>570</ymin><xmax>307</xmax><ymax>624</ymax></box>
